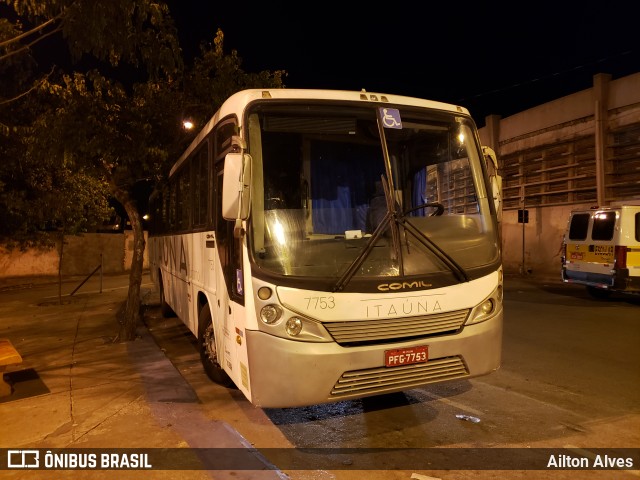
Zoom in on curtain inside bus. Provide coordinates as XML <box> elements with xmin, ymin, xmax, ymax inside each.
<box><xmin>309</xmin><ymin>141</ymin><xmax>384</xmax><ymax>234</ymax></box>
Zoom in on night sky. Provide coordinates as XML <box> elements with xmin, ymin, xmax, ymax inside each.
<box><xmin>166</xmin><ymin>2</ymin><xmax>639</xmax><ymax>126</ymax></box>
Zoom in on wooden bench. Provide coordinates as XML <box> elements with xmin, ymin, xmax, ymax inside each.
<box><xmin>0</xmin><ymin>338</ymin><xmax>23</xmax><ymax>396</ymax></box>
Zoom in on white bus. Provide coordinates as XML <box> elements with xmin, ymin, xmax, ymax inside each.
<box><xmin>148</xmin><ymin>88</ymin><xmax>504</xmax><ymax>408</ymax></box>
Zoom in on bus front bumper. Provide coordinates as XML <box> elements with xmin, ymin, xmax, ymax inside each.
<box><xmin>245</xmin><ymin>309</ymin><xmax>502</xmax><ymax>408</ymax></box>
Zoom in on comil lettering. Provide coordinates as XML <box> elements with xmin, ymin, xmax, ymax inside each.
<box><xmin>377</xmin><ymin>280</ymin><xmax>432</xmax><ymax>292</ymax></box>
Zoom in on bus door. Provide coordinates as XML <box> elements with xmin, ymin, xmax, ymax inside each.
<box><xmin>215</xmin><ymin>161</ymin><xmax>250</xmax><ymax>393</ymax></box>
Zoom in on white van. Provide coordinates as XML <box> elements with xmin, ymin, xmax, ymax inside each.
<box><xmin>561</xmin><ymin>205</ymin><xmax>640</xmax><ymax>297</ymax></box>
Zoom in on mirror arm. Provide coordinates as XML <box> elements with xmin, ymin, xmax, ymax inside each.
<box><xmin>234</xmin><ymin>219</ymin><xmax>244</xmax><ymax>238</ymax></box>
<box><xmin>482</xmin><ymin>146</ymin><xmax>502</xmax><ymax>222</ymax></box>
<box><xmin>231</xmin><ymin>135</ymin><xmax>247</xmax><ymax>151</ymax></box>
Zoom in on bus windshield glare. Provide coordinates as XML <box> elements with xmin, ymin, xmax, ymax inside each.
<box><xmin>248</xmin><ymin>103</ymin><xmax>499</xmax><ymax>289</ymax></box>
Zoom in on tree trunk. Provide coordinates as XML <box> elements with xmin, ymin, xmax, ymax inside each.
<box><xmin>111</xmin><ymin>185</ymin><xmax>146</xmax><ymax>342</ymax></box>
<box><xmin>57</xmin><ymin>231</ymin><xmax>64</xmax><ymax>305</ymax></box>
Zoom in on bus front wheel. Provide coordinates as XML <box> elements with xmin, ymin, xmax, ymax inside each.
<box><xmin>198</xmin><ymin>304</ymin><xmax>235</xmax><ymax>387</ymax></box>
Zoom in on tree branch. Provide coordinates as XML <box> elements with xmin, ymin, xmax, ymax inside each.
<box><xmin>0</xmin><ymin>13</ymin><xmax>64</xmax><ymax>49</ymax></box>
<box><xmin>0</xmin><ymin>67</ymin><xmax>56</xmax><ymax>106</ymax></box>
<box><xmin>0</xmin><ymin>24</ymin><xmax>64</xmax><ymax>61</ymax></box>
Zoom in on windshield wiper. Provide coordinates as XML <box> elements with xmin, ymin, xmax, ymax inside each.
<box><xmin>332</xmin><ymin>215</ymin><xmax>390</xmax><ymax>292</ymax></box>
<box><xmin>333</xmin><ymin>107</ymin><xmax>468</xmax><ymax>292</ymax></box>
<box><xmin>333</xmin><ymin>175</ymin><xmax>402</xmax><ymax>292</ymax></box>
<box><xmin>332</xmin><ymin>202</ymin><xmax>470</xmax><ymax>292</ymax></box>
<box><xmin>400</xmin><ymin>207</ymin><xmax>470</xmax><ymax>283</ymax></box>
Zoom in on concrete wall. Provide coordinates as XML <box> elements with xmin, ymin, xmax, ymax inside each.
<box><xmin>0</xmin><ymin>232</ymin><xmax>149</xmax><ymax>278</ymax></box>
<box><xmin>501</xmin><ymin>203</ymin><xmax>592</xmax><ymax>276</ymax></box>
<box><xmin>480</xmin><ymin>72</ymin><xmax>640</xmax><ymax>277</ymax></box>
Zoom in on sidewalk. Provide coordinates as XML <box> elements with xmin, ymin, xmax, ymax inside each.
<box><xmin>0</xmin><ymin>273</ymin><xmax>285</xmax><ymax>479</ymax></box>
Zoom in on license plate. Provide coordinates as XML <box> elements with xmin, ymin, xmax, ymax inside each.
<box><xmin>385</xmin><ymin>346</ymin><xmax>428</xmax><ymax>367</ymax></box>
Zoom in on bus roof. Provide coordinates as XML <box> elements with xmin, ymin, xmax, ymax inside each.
<box><xmin>171</xmin><ymin>88</ymin><xmax>471</xmax><ymax>177</ymax></box>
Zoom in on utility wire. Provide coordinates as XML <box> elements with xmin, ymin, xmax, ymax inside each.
<box><xmin>457</xmin><ymin>50</ymin><xmax>635</xmax><ymax>104</ymax></box>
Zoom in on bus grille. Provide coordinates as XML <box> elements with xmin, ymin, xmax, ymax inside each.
<box><xmin>330</xmin><ymin>356</ymin><xmax>469</xmax><ymax>399</ymax></box>
<box><xmin>323</xmin><ymin>309</ymin><xmax>469</xmax><ymax>345</ymax></box>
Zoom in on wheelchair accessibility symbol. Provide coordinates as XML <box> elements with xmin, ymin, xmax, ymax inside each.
<box><xmin>379</xmin><ymin>108</ymin><xmax>402</xmax><ymax>129</ymax></box>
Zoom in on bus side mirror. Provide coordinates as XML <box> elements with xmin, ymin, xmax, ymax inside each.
<box><xmin>482</xmin><ymin>146</ymin><xmax>502</xmax><ymax>223</ymax></box>
<box><xmin>222</xmin><ymin>152</ymin><xmax>252</xmax><ymax>224</ymax></box>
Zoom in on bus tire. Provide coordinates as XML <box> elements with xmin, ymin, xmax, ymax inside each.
<box><xmin>198</xmin><ymin>304</ymin><xmax>235</xmax><ymax>387</ymax></box>
<box><xmin>159</xmin><ymin>273</ymin><xmax>176</xmax><ymax>317</ymax></box>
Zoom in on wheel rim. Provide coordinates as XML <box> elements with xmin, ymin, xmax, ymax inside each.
<box><xmin>203</xmin><ymin>324</ymin><xmax>220</xmax><ymax>366</ymax></box>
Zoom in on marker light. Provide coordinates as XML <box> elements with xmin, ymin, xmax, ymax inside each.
<box><xmin>258</xmin><ymin>287</ymin><xmax>272</xmax><ymax>300</ymax></box>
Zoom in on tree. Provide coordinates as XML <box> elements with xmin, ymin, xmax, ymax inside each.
<box><xmin>183</xmin><ymin>29</ymin><xmax>286</xmax><ymax>128</ymax></box>
<box><xmin>2</xmin><ymin>2</ymin><xmax>286</xmax><ymax>341</ymax></box>
<box><xmin>1</xmin><ymin>0</ymin><xmax>183</xmax><ymax>339</ymax></box>
<box><xmin>27</xmin><ymin>69</ymin><xmax>184</xmax><ymax>339</ymax></box>
<box><xmin>1</xmin><ymin>13</ymin><xmax>112</xmax><ymax>294</ymax></box>
<box><xmin>0</xmin><ymin>0</ymin><xmax>182</xmax><ymax>78</ymax></box>
<box><xmin>0</xmin><ymin>65</ymin><xmax>113</xmax><ymax>252</ymax></box>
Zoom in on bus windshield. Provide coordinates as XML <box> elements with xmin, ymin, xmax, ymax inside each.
<box><xmin>247</xmin><ymin>103</ymin><xmax>499</xmax><ymax>289</ymax></box>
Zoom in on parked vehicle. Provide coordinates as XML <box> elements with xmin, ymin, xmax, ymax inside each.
<box><xmin>561</xmin><ymin>205</ymin><xmax>640</xmax><ymax>297</ymax></box>
<box><xmin>148</xmin><ymin>88</ymin><xmax>504</xmax><ymax>407</ymax></box>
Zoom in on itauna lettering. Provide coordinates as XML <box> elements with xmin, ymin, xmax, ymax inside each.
<box><xmin>377</xmin><ymin>280</ymin><xmax>432</xmax><ymax>292</ymax></box>
<box><xmin>161</xmin><ymin>236</ymin><xmax>189</xmax><ymax>275</ymax></box>
<box><xmin>365</xmin><ymin>297</ymin><xmax>442</xmax><ymax>318</ymax></box>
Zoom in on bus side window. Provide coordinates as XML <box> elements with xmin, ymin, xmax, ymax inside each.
<box><xmin>192</xmin><ymin>144</ymin><xmax>209</xmax><ymax>229</ymax></box>
<box><xmin>169</xmin><ymin>181</ymin><xmax>177</xmax><ymax>232</ymax></box>
<box><xmin>215</xmin><ymin>162</ymin><xmax>226</xmax><ymax>244</ymax></box>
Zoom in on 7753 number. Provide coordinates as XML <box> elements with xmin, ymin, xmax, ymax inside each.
<box><xmin>304</xmin><ymin>296</ymin><xmax>335</xmax><ymax>310</ymax></box>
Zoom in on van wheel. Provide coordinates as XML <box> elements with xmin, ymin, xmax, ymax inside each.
<box><xmin>198</xmin><ymin>304</ymin><xmax>235</xmax><ymax>387</ymax></box>
<box><xmin>159</xmin><ymin>274</ymin><xmax>176</xmax><ymax>317</ymax></box>
<box><xmin>586</xmin><ymin>286</ymin><xmax>611</xmax><ymax>299</ymax></box>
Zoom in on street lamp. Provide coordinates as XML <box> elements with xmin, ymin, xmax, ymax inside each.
<box><xmin>182</xmin><ymin>119</ymin><xmax>194</xmax><ymax>131</ymax></box>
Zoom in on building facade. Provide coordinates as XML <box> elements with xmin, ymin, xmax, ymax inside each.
<box><xmin>479</xmin><ymin>72</ymin><xmax>640</xmax><ymax>277</ymax></box>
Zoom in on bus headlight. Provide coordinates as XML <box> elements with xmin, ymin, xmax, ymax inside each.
<box><xmin>260</xmin><ymin>304</ymin><xmax>283</xmax><ymax>324</ymax></box>
<box><xmin>285</xmin><ymin>317</ymin><xmax>303</xmax><ymax>336</ymax></box>
<box><xmin>466</xmin><ymin>286</ymin><xmax>502</xmax><ymax>325</ymax></box>
<box><xmin>480</xmin><ymin>299</ymin><xmax>494</xmax><ymax>315</ymax></box>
